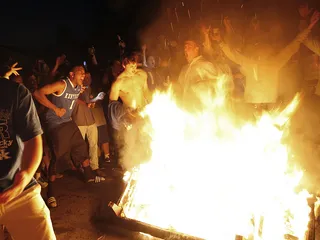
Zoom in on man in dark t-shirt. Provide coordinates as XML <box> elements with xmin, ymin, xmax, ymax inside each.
<box><xmin>0</xmin><ymin>63</ymin><xmax>56</xmax><ymax>239</ymax></box>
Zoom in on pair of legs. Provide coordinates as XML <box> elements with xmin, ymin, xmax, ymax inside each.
<box><xmin>46</xmin><ymin>121</ymin><xmax>105</xmax><ymax>207</ymax></box>
<box><xmin>35</xmin><ymin>134</ymin><xmax>51</xmax><ymax>188</ymax></box>
<box><xmin>78</xmin><ymin>123</ymin><xmax>108</xmax><ymax>177</ymax></box>
<box><xmin>78</xmin><ymin>124</ymin><xmax>99</xmax><ymax>170</ymax></box>
<box><xmin>0</xmin><ymin>185</ymin><xmax>56</xmax><ymax>240</ymax></box>
<box><xmin>97</xmin><ymin>124</ymin><xmax>112</xmax><ymax>163</ymax></box>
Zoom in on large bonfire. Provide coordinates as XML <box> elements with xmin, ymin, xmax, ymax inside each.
<box><xmin>120</xmin><ymin>76</ymin><xmax>312</xmax><ymax>240</ymax></box>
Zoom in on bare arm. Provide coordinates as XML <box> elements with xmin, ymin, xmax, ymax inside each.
<box><xmin>142</xmin><ymin>45</ymin><xmax>148</xmax><ymax>67</ymax></box>
<box><xmin>109</xmin><ymin>80</ymin><xmax>121</xmax><ymax>101</ymax></box>
<box><xmin>50</xmin><ymin>64</ymin><xmax>59</xmax><ymax>78</ymax></box>
<box><xmin>203</xmin><ymin>32</ymin><xmax>214</xmax><ymax>57</ymax></box>
<box><xmin>275</xmin><ymin>27</ymin><xmax>312</xmax><ymax>68</ymax></box>
<box><xmin>0</xmin><ymin>85</ymin><xmax>43</xmax><ymax>203</ymax></box>
<box><xmin>223</xmin><ymin>16</ymin><xmax>243</xmax><ymax>48</ymax></box>
<box><xmin>143</xmin><ymin>73</ymin><xmax>152</xmax><ymax>104</ymax></box>
<box><xmin>219</xmin><ymin>41</ymin><xmax>254</xmax><ymax>66</ymax></box>
<box><xmin>0</xmin><ymin>135</ymin><xmax>43</xmax><ymax>204</ymax></box>
<box><xmin>276</xmin><ymin>11</ymin><xmax>319</xmax><ymax>67</ymax></box>
<box><xmin>33</xmin><ymin>81</ymin><xmax>66</xmax><ymax>115</ymax></box>
<box><xmin>19</xmin><ymin>135</ymin><xmax>43</xmax><ymax>188</ymax></box>
<box><xmin>91</xmin><ymin>55</ymin><xmax>98</xmax><ymax>65</ymax></box>
<box><xmin>50</xmin><ymin>55</ymin><xmax>66</xmax><ymax>78</ymax></box>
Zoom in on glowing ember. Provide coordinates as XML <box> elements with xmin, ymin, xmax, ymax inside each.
<box><xmin>121</xmin><ymin>76</ymin><xmax>311</xmax><ymax>240</ymax></box>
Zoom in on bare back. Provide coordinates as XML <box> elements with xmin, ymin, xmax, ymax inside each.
<box><xmin>114</xmin><ymin>69</ymin><xmax>148</xmax><ymax>109</ymax></box>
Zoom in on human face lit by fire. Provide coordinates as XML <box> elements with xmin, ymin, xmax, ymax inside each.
<box><xmin>147</xmin><ymin>56</ymin><xmax>156</xmax><ymax>68</ymax></box>
<box><xmin>298</xmin><ymin>3</ymin><xmax>309</xmax><ymax>18</ymax></box>
<box><xmin>125</xmin><ymin>62</ymin><xmax>137</xmax><ymax>75</ymax></box>
<box><xmin>70</xmin><ymin>67</ymin><xmax>86</xmax><ymax>86</ymax></box>
<box><xmin>184</xmin><ymin>40</ymin><xmax>199</xmax><ymax>63</ymax></box>
<box><xmin>210</xmin><ymin>28</ymin><xmax>221</xmax><ymax>42</ymax></box>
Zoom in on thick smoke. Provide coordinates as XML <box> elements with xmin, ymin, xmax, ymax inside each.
<box><xmin>117</xmin><ymin>116</ymin><xmax>152</xmax><ymax>171</ymax></box>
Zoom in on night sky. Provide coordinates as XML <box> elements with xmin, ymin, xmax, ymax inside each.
<box><xmin>0</xmin><ymin>0</ymin><xmax>161</xmax><ymax>47</ymax></box>
<box><xmin>0</xmin><ymin>0</ymin><xmax>319</xmax><ymax>62</ymax></box>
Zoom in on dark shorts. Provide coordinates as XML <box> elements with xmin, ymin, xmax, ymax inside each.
<box><xmin>46</xmin><ymin>121</ymin><xmax>89</xmax><ymax>176</ymax></box>
<box><xmin>97</xmin><ymin>124</ymin><xmax>110</xmax><ymax>145</ymax></box>
<box><xmin>108</xmin><ymin>100</ymin><xmax>132</xmax><ymax>130</ymax></box>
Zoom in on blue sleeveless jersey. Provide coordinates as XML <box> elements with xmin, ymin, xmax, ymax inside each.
<box><xmin>45</xmin><ymin>78</ymin><xmax>81</xmax><ymax>130</ymax></box>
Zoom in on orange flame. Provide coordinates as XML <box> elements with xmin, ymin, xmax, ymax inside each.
<box><xmin>121</xmin><ymin>76</ymin><xmax>311</xmax><ymax>240</ymax></box>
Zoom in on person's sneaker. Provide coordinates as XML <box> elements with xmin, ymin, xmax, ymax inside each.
<box><xmin>104</xmin><ymin>156</ymin><xmax>111</xmax><ymax>163</ymax></box>
<box><xmin>47</xmin><ymin>196</ymin><xmax>57</xmax><ymax>208</ymax></box>
<box><xmin>87</xmin><ymin>176</ymin><xmax>105</xmax><ymax>183</ymax></box>
<box><xmin>55</xmin><ymin>173</ymin><xmax>64</xmax><ymax>179</ymax></box>
<box><xmin>37</xmin><ymin>177</ymin><xmax>48</xmax><ymax>188</ymax></box>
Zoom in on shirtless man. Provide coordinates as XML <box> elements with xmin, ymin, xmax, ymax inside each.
<box><xmin>108</xmin><ymin>54</ymin><xmax>152</xmax><ymax>170</ymax></box>
<box><xmin>109</xmin><ymin>53</ymin><xmax>150</xmax><ymax>130</ymax></box>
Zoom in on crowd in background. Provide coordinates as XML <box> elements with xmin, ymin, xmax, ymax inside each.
<box><xmin>1</xmin><ymin>0</ymin><xmax>320</xmax><ymax>228</ymax></box>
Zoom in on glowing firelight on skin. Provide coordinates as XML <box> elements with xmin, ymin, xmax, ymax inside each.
<box><xmin>121</xmin><ymin>76</ymin><xmax>311</xmax><ymax>240</ymax></box>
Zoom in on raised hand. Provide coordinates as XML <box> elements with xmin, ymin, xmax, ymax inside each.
<box><xmin>141</xmin><ymin>44</ymin><xmax>147</xmax><ymax>52</ymax></box>
<box><xmin>310</xmin><ymin>10</ymin><xmax>320</xmax><ymax>28</ymax></box>
<box><xmin>55</xmin><ymin>54</ymin><xmax>66</xmax><ymax>67</ymax></box>
<box><xmin>299</xmin><ymin>4</ymin><xmax>313</xmax><ymax>18</ymax></box>
<box><xmin>88</xmin><ymin>46</ymin><xmax>95</xmax><ymax>56</ymax></box>
<box><xmin>4</xmin><ymin>62</ymin><xmax>22</xmax><ymax>78</ymax></box>
<box><xmin>200</xmin><ymin>24</ymin><xmax>211</xmax><ymax>36</ymax></box>
<box><xmin>223</xmin><ymin>16</ymin><xmax>232</xmax><ymax>28</ymax></box>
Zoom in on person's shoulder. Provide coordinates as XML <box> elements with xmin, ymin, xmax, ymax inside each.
<box><xmin>52</xmin><ymin>79</ymin><xmax>67</xmax><ymax>89</ymax></box>
<box><xmin>0</xmin><ymin>78</ymin><xmax>26</xmax><ymax>96</ymax></box>
<box><xmin>0</xmin><ymin>77</ymin><xmax>19</xmax><ymax>88</ymax></box>
<box><xmin>57</xmin><ymin>78</ymin><xmax>68</xmax><ymax>84</ymax></box>
<box><xmin>111</xmin><ymin>75</ymin><xmax>124</xmax><ymax>89</ymax></box>
<box><xmin>197</xmin><ymin>56</ymin><xmax>211</xmax><ymax>64</ymax></box>
<box><xmin>136</xmin><ymin>69</ymin><xmax>147</xmax><ymax>78</ymax></box>
<box><xmin>142</xmin><ymin>66</ymin><xmax>151</xmax><ymax>72</ymax></box>
<box><xmin>197</xmin><ymin>57</ymin><xmax>215</xmax><ymax>67</ymax></box>
<box><xmin>116</xmin><ymin>71</ymin><xmax>127</xmax><ymax>80</ymax></box>
<box><xmin>180</xmin><ymin>64</ymin><xmax>188</xmax><ymax>71</ymax></box>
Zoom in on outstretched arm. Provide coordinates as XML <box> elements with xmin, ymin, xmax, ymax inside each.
<box><xmin>276</xmin><ymin>10</ymin><xmax>319</xmax><ymax>68</ymax></box>
<box><xmin>218</xmin><ymin>41</ymin><xmax>254</xmax><ymax>66</ymax></box>
<box><xmin>33</xmin><ymin>80</ymin><xmax>67</xmax><ymax>117</ymax></box>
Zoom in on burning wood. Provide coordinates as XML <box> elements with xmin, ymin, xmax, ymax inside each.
<box><xmin>107</xmin><ymin>77</ymin><xmax>313</xmax><ymax>240</ymax></box>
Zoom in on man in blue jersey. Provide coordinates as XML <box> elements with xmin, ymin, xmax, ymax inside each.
<box><xmin>0</xmin><ymin>62</ymin><xmax>56</xmax><ymax>239</ymax></box>
<box><xmin>33</xmin><ymin>65</ymin><xmax>106</xmax><ymax>208</ymax></box>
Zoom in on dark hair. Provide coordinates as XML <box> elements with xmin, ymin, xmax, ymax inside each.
<box><xmin>122</xmin><ymin>52</ymin><xmax>138</xmax><ymax>66</ymax></box>
<box><xmin>0</xmin><ymin>64</ymin><xmax>10</xmax><ymax>77</ymax></box>
<box><xmin>297</xmin><ymin>0</ymin><xmax>308</xmax><ymax>6</ymax></box>
<box><xmin>69</xmin><ymin>65</ymin><xmax>85</xmax><ymax>73</ymax></box>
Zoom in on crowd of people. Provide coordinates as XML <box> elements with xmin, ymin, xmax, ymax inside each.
<box><xmin>0</xmin><ymin>0</ymin><xmax>320</xmax><ymax>239</ymax></box>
